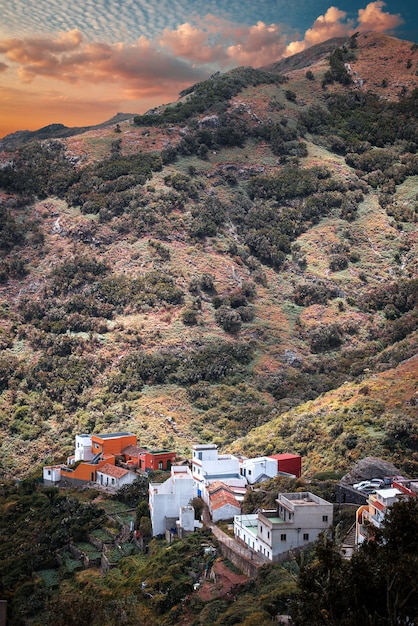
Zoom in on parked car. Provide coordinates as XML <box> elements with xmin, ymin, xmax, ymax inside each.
<box><xmin>353</xmin><ymin>481</ymin><xmax>372</xmax><ymax>490</ymax></box>
<box><xmin>369</xmin><ymin>478</ymin><xmax>384</xmax><ymax>488</ymax></box>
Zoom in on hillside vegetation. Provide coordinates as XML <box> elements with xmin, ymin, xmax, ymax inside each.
<box><xmin>0</xmin><ymin>31</ymin><xmax>417</xmax><ymax>480</ymax></box>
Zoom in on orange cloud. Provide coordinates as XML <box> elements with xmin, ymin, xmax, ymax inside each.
<box><xmin>304</xmin><ymin>7</ymin><xmax>351</xmax><ymax>45</ymax></box>
<box><xmin>226</xmin><ymin>21</ymin><xmax>288</xmax><ymax>67</ymax></box>
<box><xmin>159</xmin><ymin>22</ymin><xmax>228</xmax><ymax>64</ymax></box>
<box><xmin>0</xmin><ymin>30</ymin><xmax>206</xmax><ymax>88</ymax></box>
<box><xmin>285</xmin><ymin>1</ymin><xmax>403</xmax><ymax>57</ymax></box>
<box><xmin>159</xmin><ymin>17</ymin><xmax>288</xmax><ymax>68</ymax></box>
<box><xmin>357</xmin><ymin>1</ymin><xmax>403</xmax><ymax>32</ymax></box>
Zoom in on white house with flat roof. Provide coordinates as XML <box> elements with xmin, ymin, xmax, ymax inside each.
<box><xmin>74</xmin><ymin>434</ymin><xmax>94</xmax><ymax>462</ymax></box>
<box><xmin>240</xmin><ymin>456</ymin><xmax>279</xmax><ymax>484</ymax></box>
<box><xmin>149</xmin><ymin>466</ymin><xmax>195</xmax><ymax>536</ymax></box>
<box><xmin>234</xmin><ymin>491</ymin><xmax>333</xmax><ymax>561</ymax></box>
<box><xmin>192</xmin><ymin>444</ymin><xmax>246</xmax><ymax>500</ymax></box>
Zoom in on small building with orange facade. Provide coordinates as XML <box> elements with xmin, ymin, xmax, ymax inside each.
<box><xmin>122</xmin><ymin>445</ymin><xmax>176</xmax><ymax>472</ymax></box>
<box><xmin>44</xmin><ymin>432</ymin><xmax>137</xmax><ymax>486</ymax></box>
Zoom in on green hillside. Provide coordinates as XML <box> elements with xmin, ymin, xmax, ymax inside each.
<box><xmin>0</xmin><ymin>31</ymin><xmax>417</xmax><ymax>480</ymax></box>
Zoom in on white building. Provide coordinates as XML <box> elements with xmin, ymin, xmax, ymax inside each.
<box><xmin>234</xmin><ymin>491</ymin><xmax>333</xmax><ymax>561</ymax></box>
<box><xmin>74</xmin><ymin>434</ymin><xmax>94</xmax><ymax>462</ymax></box>
<box><xmin>149</xmin><ymin>466</ymin><xmax>195</xmax><ymax>536</ymax></box>
<box><xmin>96</xmin><ymin>463</ymin><xmax>137</xmax><ymax>491</ymax></box>
<box><xmin>192</xmin><ymin>444</ymin><xmax>246</xmax><ymax>501</ymax></box>
<box><xmin>207</xmin><ymin>481</ymin><xmax>242</xmax><ymax>523</ymax></box>
<box><xmin>240</xmin><ymin>456</ymin><xmax>279</xmax><ymax>484</ymax></box>
<box><xmin>43</xmin><ymin>465</ymin><xmax>62</xmax><ymax>485</ymax></box>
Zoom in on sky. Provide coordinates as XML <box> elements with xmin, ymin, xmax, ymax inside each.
<box><xmin>0</xmin><ymin>1</ymin><xmax>417</xmax><ymax>138</ymax></box>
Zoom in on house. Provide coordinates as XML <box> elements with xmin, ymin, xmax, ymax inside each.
<box><xmin>42</xmin><ymin>465</ymin><xmax>62</xmax><ymax>486</ymax></box>
<box><xmin>207</xmin><ymin>481</ymin><xmax>242</xmax><ymax>522</ymax></box>
<box><xmin>149</xmin><ymin>466</ymin><xmax>195</xmax><ymax>536</ymax></box>
<box><xmin>234</xmin><ymin>491</ymin><xmax>333</xmax><ymax>561</ymax></box>
<box><xmin>191</xmin><ymin>444</ymin><xmax>246</xmax><ymax>501</ymax></box>
<box><xmin>269</xmin><ymin>453</ymin><xmax>302</xmax><ymax>478</ymax></box>
<box><xmin>356</xmin><ymin>478</ymin><xmax>418</xmax><ymax>546</ymax></box>
<box><xmin>240</xmin><ymin>456</ymin><xmax>279</xmax><ymax>484</ymax></box>
<box><xmin>122</xmin><ymin>445</ymin><xmax>176</xmax><ymax>472</ymax></box>
<box><xmin>96</xmin><ymin>463</ymin><xmax>138</xmax><ymax>491</ymax></box>
<box><xmin>43</xmin><ymin>431</ymin><xmax>137</xmax><ymax>486</ymax></box>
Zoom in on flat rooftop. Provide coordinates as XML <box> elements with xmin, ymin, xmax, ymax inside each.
<box><xmin>94</xmin><ymin>432</ymin><xmax>134</xmax><ymax>439</ymax></box>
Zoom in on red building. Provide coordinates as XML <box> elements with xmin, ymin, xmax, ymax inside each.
<box><xmin>269</xmin><ymin>453</ymin><xmax>302</xmax><ymax>478</ymax></box>
<box><xmin>122</xmin><ymin>445</ymin><xmax>176</xmax><ymax>472</ymax></box>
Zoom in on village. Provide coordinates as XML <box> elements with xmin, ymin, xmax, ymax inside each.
<box><xmin>43</xmin><ymin>430</ymin><xmax>418</xmax><ymax>572</ymax></box>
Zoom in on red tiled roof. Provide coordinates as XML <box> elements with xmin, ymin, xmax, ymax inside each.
<box><xmin>210</xmin><ymin>490</ymin><xmax>241</xmax><ymax>512</ymax></box>
<box><xmin>269</xmin><ymin>453</ymin><xmax>301</xmax><ymax>460</ymax></box>
<box><xmin>98</xmin><ymin>463</ymin><xmax>130</xmax><ymax>479</ymax></box>
<box><xmin>208</xmin><ymin>482</ymin><xmax>241</xmax><ymax>512</ymax></box>
<box><xmin>207</xmin><ymin>480</ymin><xmax>229</xmax><ymax>493</ymax></box>
<box><xmin>122</xmin><ymin>445</ymin><xmax>141</xmax><ymax>456</ymax></box>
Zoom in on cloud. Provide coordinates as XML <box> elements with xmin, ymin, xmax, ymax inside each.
<box><xmin>357</xmin><ymin>1</ymin><xmax>403</xmax><ymax>32</ymax></box>
<box><xmin>159</xmin><ymin>20</ymin><xmax>229</xmax><ymax>64</ymax></box>
<box><xmin>159</xmin><ymin>16</ymin><xmax>289</xmax><ymax>67</ymax></box>
<box><xmin>285</xmin><ymin>2</ymin><xmax>403</xmax><ymax>57</ymax></box>
<box><xmin>225</xmin><ymin>21</ymin><xmax>289</xmax><ymax>67</ymax></box>
<box><xmin>0</xmin><ymin>30</ymin><xmax>207</xmax><ymax>91</ymax></box>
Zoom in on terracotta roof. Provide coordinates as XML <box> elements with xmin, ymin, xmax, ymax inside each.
<box><xmin>98</xmin><ymin>463</ymin><xmax>130</xmax><ymax>479</ymax></box>
<box><xmin>210</xmin><ymin>490</ymin><xmax>241</xmax><ymax>512</ymax></box>
<box><xmin>208</xmin><ymin>482</ymin><xmax>241</xmax><ymax>512</ymax></box>
<box><xmin>207</xmin><ymin>480</ymin><xmax>229</xmax><ymax>493</ymax></box>
<box><xmin>122</xmin><ymin>445</ymin><xmax>141</xmax><ymax>456</ymax></box>
<box><xmin>269</xmin><ymin>453</ymin><xmax>301</xmax><ymax>460</ymax></box>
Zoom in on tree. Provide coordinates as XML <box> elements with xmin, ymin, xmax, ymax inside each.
<box><xmin>292</xmin><ymin>498</ymin><xmax>418</xmax><ymax>625</ymax></box>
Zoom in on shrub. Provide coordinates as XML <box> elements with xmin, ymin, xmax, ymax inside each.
<box><xmin>215</xmin><ymin>305</ymin><xmax>242</xmax><ymax>333</ymax></box>
<box><xmin>329</xmin><ymin>254</ymin><xmax>349</xmax><ymax>271</ymax></box>
<box><xmin>181</xmin><ymin>308</ymin><xmax>199</xmax><ymax>325</ymax></box>
<box><xmin>308</xmin><ymin>323</ymin><xmax>343</xmax><ymax>352</ymax></box>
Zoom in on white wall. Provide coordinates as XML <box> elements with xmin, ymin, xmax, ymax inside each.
<box><xmin>96</xmin><ymin>469</ymin><xmax>137</xmax><ymax>490</ymax></box>
<box><xmin>240</xmin><ymin>457</ymin><xmax>277</xmax><ymax>484</ymax></box>
<box><xmin>234</xmin><ymin>492</ymin><xmax>333</xmax><ymax>561</ymax></box>
<box><xmin>43</xmin><ymin>466</ymin><xmax>61</xmax><ymax>484</ymax></box>
<box><xmin>74</xmin><ymin>434</ymin><xmax>93</xmax><ymax>461</ymax></box>
<box><xmin>149</xmin><ymin>468</ymin><xmax>194</xmax><ymax>536</ymax></box>
<box><xmin>211</xmin><ymin>502</ymin><xmax>241</xmax><ymax>523</ymax></box>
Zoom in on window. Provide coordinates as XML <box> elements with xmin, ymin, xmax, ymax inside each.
<box><xmin>303</xmin><ymin>533</ymin><xmax>309</xmax><ymax>541</ymax></box>
<box><xmin>323</xmin><ymin>515</ymin><xmax>328</xmax><ymax>522</ymax></box>
<box><xmin>248</xmin><ymin>469</ymin><xmax>252</xmax><ymax>475</ymax></box>
<box><xmin>112</xmin><ymin>478</ymin><xmax>115</xmax><ymax>485</ymax></box>
<box><xmin>267</xmin><ymin>531</ymin><xmax>270</xmax><ymax>539</ymax></box>
<box><xmin>281</xmin><ymin>534</ymin><xmax>287</xmax><ymax>541</ymax></box>
<box><xmin>260</xmin><ymin>525</ymin><xmax>263</xmax><ymax>534</ymax></box>
<box><xmin>198</xmin><ymin>452</ymin><xmax>202</xmax><ymax>460</ymax></box>
<box><xmin>47</xmin><ymin>470</ymin><xmax>51</xmax><ymax>475</ymax></box>
<box><xmin>158</xmin><ymin>461</ymin><xmax>163</xmax><ymax>469</ymax></box>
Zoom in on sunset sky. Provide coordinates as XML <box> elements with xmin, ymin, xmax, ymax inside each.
<box><xmin>0</xmin><ymin>0</ymin><xmax>417</xmax><ymax>138</ymax></box>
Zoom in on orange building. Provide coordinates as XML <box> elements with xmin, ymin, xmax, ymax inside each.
<box><xmin>122</xmin><ymin>445</ymin><xmax>176</xmax><ymax>472</ymax></box>
<box><xmin>59</xmin><ymin>432</ymin><xmax>137</xmax><ymax>484</ymax></box>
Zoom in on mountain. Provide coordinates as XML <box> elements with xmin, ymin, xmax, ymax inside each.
<box><xmin>0</xmin><ymin>112</ymin><xmax>136</xmax><ymax>150</ymax></box>
<box><xmin>0</xmin><ymin>31</ymin><xmax>417</xmax><ymax>481</ymax></box>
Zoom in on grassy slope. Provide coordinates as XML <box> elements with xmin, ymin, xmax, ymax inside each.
<box><xmin>0</xmin><ymin>32</ymin><xmax>417</xmax><ymax>479</ymax></box>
